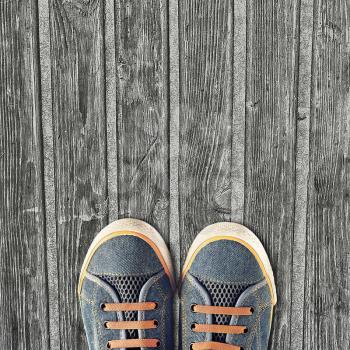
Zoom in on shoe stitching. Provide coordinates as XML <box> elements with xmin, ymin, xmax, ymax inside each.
<box><xmin>139</xmin><ymin>272</ymin><xmax>165</xmax><ymax>325</ymax></box>
<box><xmin>191</xmin><ymin>274</ymin><xmax>263</xmax><ymax>285</ymax></box>
<box><xmin>92</xmin><ymin>282</ymin><xmax>104</xmax><ymax>350</ymax></box>
<box><xmin>181</xmin><ymin>298</ymin><xmax>188</xmax><ymax>349</ymax></box>
<box><xmin>247</xmin><ymin>287</ymin><xmax>263</xmax><ymax>349</ymax></box>
<box><xmin>153</xmin><ymin>276</ymin><xmax>169</xmax><ymax>348</ymax></box>
<box><xmin>89</xmin><ymin>274</ymin><xmax>116</xmax><ymax>294</ymax></box>
<box><xmin>80</xmin><ymin>293</ymin><xmax>95</xmax><ymax>305</ymax></box>
<box><xmin>245</xmin><ymin>303</ymin><xmax>270</xmax><ymax>350</ymax></box>
<box><xmin>258</xmin><ymin>301</ymin><xmax>271</xmax><ymax>309</ymax></box>
<box><xmin>247</xmin><ymin>313</ymin><xmax>259</xmax><ymax>350</ymax></box>
<box><xmin>257</xmin><ymin>313</ymin><xmax>261</xmax><ymax>350</ymax></box>
<box><xmin>224</xmin><ymin>282</ymin><xmax>270</xmax><ymax>349</ymax></box>
<box><xmin>245</xmin><ymin>287</ymin><xmax>270</xmax><ymax>350</ymax></box>
<box><xmin>182</xmin><ymin>275</ymin><xmax>210</xmax><ymax>348</ymax></box>
<box><xmin>245</xmin><ymin>308</ymin><xmax>258</xmax><ymax>348</ymax></box>
<box><xmin>160</xmin><ymin>291</ymin><xmax>168</xmax><ymax>348</ymax></box>
<box><xmin>90</xmin><ymin>269</ymin><xmax>163</xmax><ymax>278</ymax></box>
<box><xmin>137</xmin><ymin>272</ymin><xmax>168</xmax><ymax>348</ymax></box>
<box><xmin>235</xmin><ymin>280</ymin><xmax>268</xmax><ymax>307</ymax></box>
<box><xmin>138</xmin><ymin>274</ymin><xmax>169</xmax><ymax>348</ymax></box>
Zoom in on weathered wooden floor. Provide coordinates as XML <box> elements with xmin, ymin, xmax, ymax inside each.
<box><xmin>0</xmin><ymin>0</ymin><xmax>349</xmax><ymax>349</ymax></box>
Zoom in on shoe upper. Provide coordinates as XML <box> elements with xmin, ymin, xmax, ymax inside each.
<box><xmin>80</xmin><ymin>234</ymin><xmax>174</xmax><ymax>350</ymax></box>
<box><xmin>180</xmin><ymin>239</ymin><xmax>274</xmax><ymax>350</ymax></box>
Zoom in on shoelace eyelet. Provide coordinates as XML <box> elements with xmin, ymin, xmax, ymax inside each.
<box><xmin>190</xmin><ymin>304</ymin><xmax>197</xmax><ymax>312</ymax></box>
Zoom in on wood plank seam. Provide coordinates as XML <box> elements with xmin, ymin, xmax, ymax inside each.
<box><xmin>291</xmin><ymin>0</ymin><xmax>314</xmax><ymax>349</ymax></box>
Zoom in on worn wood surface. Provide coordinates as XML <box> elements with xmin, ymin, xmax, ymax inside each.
<box><xmin>244</xmin><ymin>1</ymin><xmax>298</xmax><ymax>348</ymax></box>
<box><xmin>179</xmin><ymin>0</ymin><xmax>234</xmax><ymax>261</ymax></box>
<box><xmin>49</xmin><ymin>1</ymin><xmax>107</xmax><ymax>349</ymax></box>
<box><xmin>115</xmin><ymin>0</ymin><xmax>170</xmax><ymax>240</ymax></box>
<box><xmin>0</xmin><ymin>1</ymin><xmax>49</xmax><ymax>349</ymax></box>
<box><xmin>1</xmin><ymin>0</ymin><xmax>349</xmax><ymax>349</ymax></box>
<box><xmin>304</xmin><ymin>1</ymin><xmax>350</xmax><ymax>349</ymax></box>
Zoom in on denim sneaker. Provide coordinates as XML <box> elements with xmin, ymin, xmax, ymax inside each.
<box><xmin>78</xmin><ymin>218</ymin><xmax>175</xmax><ymax>349</ymax></box>
<box><xmin>180</xmin><ymin>222</ymin><xmax>277</xmax><ymax>350</ymax></box>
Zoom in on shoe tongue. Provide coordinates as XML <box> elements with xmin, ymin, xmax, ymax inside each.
<box><xmin>99</xmin><ymin>274</ymin><xmax>152</xmax><ymax>339</ymax></box>
<box><xmin>198</xmin><ymin>278</ymin><xmax>251</xmax><ymax>343</ymax></box>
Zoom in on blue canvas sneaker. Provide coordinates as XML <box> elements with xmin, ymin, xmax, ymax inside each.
<box><xmin>78</xmin><ymin>218</ymin><xmax>175</xmax><ymax>349</ymax></box>
<box><xmin>180</xmin><ymin>222</ymin><xmax>277</xmax><ymax>350</ymax></box>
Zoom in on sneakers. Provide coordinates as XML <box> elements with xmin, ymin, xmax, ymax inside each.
<box><xmin>180</xmin><ymin>222</ymin><xmax>277</xmax><ymax>350</ymax></box>
<box><xmin>78</xmin><ymin>219</ymin><xmax>175</xmax><ymax>349</ymax></box>
<box><xmin>79</xmin><ymin>220</ymin><xmax>276</xmax><ymax>350</ymax></box>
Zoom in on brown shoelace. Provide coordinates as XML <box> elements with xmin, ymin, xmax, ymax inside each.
<box><xmin>101</xmin><ymin>302</ymin><xmax>160</xmax><ymax>349</ymax></box>
<box><xmin>190</xmin><ymin>304</ymin><xmax>254</xmax><ymax>350</ymax></box>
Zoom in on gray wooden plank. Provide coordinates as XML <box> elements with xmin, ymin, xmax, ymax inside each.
<box><xmin>0</xmin><ymin>1</ymin><xmax>50</xmax><ymax>349</ymax></box>
<box><xmin>244</xmin><ymin>1</ymin><xmax>299</xmax><ymax>348</ymax></box>
<box><xmin>291</xmin><ymin>0</ymin><xmax>314</xmax><ymax>349</ymax></box>
<box><xmin>115</xmin><ymin>0</ymin><xmax>170</xmax><ymax>241</ymax></box>
<box><xmin>48</xmin><ymin>1</ymin><xmax>108</xmax><ymax>349</ymax></box>
<box><xmin>304</xmin><ymin>1</ymin><xmax>350</xmax><ymax>349</ymax></box>
<box><xmin>178</xmin><ymin>0</ymin><xmax>234</xmax><ymax>262</ymax></box>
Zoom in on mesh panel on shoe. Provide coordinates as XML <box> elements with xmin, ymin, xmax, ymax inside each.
<box><xmin>198</xmin><ymin>278</ymin><xmax>251</xmax><ymax>342</ymax></box>
<box><xmin>99</xmin><ymin>274</ymin><xmax>152</xmax><ymax>339</ymax></box>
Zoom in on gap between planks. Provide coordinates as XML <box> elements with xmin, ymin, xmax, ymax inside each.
<box><xmin>291</xmin><ymin>0</ymin><xmax>314</xmax><ymax>349</ymax></box>
<box><xmin>37</xmin><ymin>0</ymin><xmax>60</xmax><ymax>349</ymax></box>
<box><xmin>169</xmin><ymin>1</ymin><xmax>180</xmax><ymax>350</ymax></box>
<box><xmin>105</xmin><ymin>0</ymin><xmax>118</xmax><ymax>223</ymax></box>
<box><xmin>232</xmin><ymin>0</ymin><xmax>246</xmax><ymax>223</ymax></box>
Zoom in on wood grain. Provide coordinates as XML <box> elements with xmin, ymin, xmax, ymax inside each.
<box><xmin>178</xmin><ymin>0</ymin><xmax>234</xmax><ymax>262</ymax></box>
<box><xmin>48</xmin><ymin>1</ymin><xmax>107</xmax><ymax>349</ymax></box>
<box><xmin>0</xmin><ymin>1</ymin><xmax>49</xmax><ymax>349</ymax></box>
<box><xmin>304</xmin><ymin>1</ymin><xmax>350</xmax><ymax>348</ymax></box>
<box><xmin>244</xmin><ymin>1</ymin><xmax>299</xmax><ymax>348</ymax></box>
<box><xmin>115</xmin><ymin>0</ymin><xmax>170</xmax><ymax>241</ymax></box>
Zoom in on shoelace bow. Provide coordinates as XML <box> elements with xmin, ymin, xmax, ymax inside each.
<box><xmin>101</xmin><ymin>302</ymin><xmax>160</xmax><ymax>349</ymax></box>
<box><xmin>190</xmin><ymin>304</ymin><xmax>254</xmax><ymax>350</ymax></box>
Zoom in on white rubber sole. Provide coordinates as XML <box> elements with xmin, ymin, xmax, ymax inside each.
<box><xmin>78</xmin><ymin>218</ymin><xmax>175</xmax><ymax>295</ymax></box>
<box><xmin>182</xmin><ymin>222</ymin><xmax>277</xmax><ymax>305</ymax></box>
